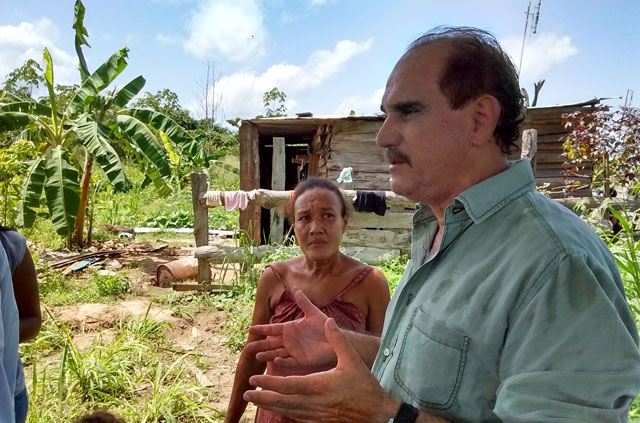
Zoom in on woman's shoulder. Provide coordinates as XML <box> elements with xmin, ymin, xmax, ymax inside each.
<box><xmin>266</xmin><ymin>256</ymin><xmax>304</xmax><ymax>276</ymax></box>
<box><xmin>0</xmin><ymin>230</ymin><xmax>27</xmax><ymax>273</ymax></box>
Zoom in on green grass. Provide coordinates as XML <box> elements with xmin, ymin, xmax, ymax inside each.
<box><xmin>24</xmin><ymin>307</ymin><xmax>224</xmax><ymax>423</ymax></box>
<box><xmin>38</xmin><ymin>263</ymin><xmax>132</xmax><ymax>306</ymax></box>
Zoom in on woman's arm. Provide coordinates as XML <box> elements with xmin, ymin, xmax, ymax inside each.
<box><xmin>224</xmin><ymin>267</ymin><xmax>280</xmax><ymax>423</ymax></box>
<box><xmin>12</xmin><ymin>248</ymin><xmax>41</xmax><ymax>343</ymax></box>
<box><xmin>364</xmin><ymin>267</ymin><xmax>390</xmax><ymax>337</ymax></box>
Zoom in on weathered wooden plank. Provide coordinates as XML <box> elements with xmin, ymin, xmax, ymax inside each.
<box><xmin>327</xmin><ymin>161</ymin><xmax>390</xmax><ymax>173</ymax></box>
<box><xmin>331</xmin><ymin>140</ymin><xmax>384</xmax><ymax>154</ymax></box>
<box><xmin>191</xmin><ymin>172</ymin><xmax>211</xmax><ymax>283</ymax></box>
<box><xmin>342</xmin><ymin>229</ymin><xmax>411</xmax><ymax>250</ymax></box>
<box><xmin>271</xmin><ymin>137</ymin><xmax>286</xmax><ymax>244</ymax></box>
<box><xmin>239</xmin><ymin>122</ymin><xmax>261</xmax><ymax>244</ymax></box>
<box><xmin>350</xmin><ymin>211</ymin><xmax>413</xmax><ymax>230</ymax></box>
<box><xmin>332</xmin><ymin>120</ymin><xmax>383</xmax><ymax>135</ymax></box>
<box><xmin>202</xmin><ymin>188</ymin><xmax>415</xmax><ymax>209</ymax></box>
<box><xmin>172</xmin><ymin>283</ymin><xmax>231</xmax><ymax>292</ymax></box>
<box><xmin>330</xmin><ymin>151</ymin><xmax>385</xmax><ymax>165</ymax></box>
<box><xmin>328</xmin><ymin>170</ymin><xmax>392</xmax><ymax>184</ymax></box>
<box><xmin>521</xmin><ymin>122</ymin><xmax>567</xmax><ymax>135</ymax></box>
<box><xmin>534</xmin><ymin>168</ymin><xmax>593</xmax><ymax>178</ymax></box>
<box><xmin>332</xmin><ymin>133</ymin><xmax>379</xmax><ymax>143</ymax></box>
<box><xmin>195</xmin><ymin>244</ymin><xmax>400</xmax><ymax>265</ymax></box>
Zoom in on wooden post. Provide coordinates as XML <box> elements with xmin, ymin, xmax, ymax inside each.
<box><xmin>239</xmin><ymin>122</ymin><xmax>261</xmax><ymax>245</ymax></box>
<box><xmin>191</xmin><ymin>172</ymin><xmax>211</xmax><ymax>283</ymax></box>
<box><xmin>270</xmin><ymin>137</ymin><xmax>286</xmax><ymax>244</ymax></box>
<box><xmin>521</xmin><ymin>129</ymin><xmax>537</xmax><ymax>173</ymax></box>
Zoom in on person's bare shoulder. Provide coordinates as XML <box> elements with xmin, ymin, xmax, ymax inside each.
<box><xmin>362</xmin><ymin>267</ymin><xmax>389</xmax><ymax>295</ymax></box>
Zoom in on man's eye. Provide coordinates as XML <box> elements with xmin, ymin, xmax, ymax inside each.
<box><xmin>324</xmin><ymin>213</ymin><xmax>334</xmax><ymax>218</ymax></box>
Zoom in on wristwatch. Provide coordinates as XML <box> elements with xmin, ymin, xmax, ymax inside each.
<box><xmin>388</xmin><ymin>402</ymin><xmax>419</xmax><ymax>423</ymax></box>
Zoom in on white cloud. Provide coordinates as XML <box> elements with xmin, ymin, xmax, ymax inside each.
<box><xmin>0</xmin><ymin>18</ymin><xmax>78</xmax><ymax>89</ymax></box>
<box><xmin>155</xmin><ymin>33</ymin><xmax>181</xmax><ymax>45</ymax></box>
<box><xmin>502</xmin><ymin>32</ymin><xmax>578</xmax><ymax>80</ymax></box>
<box><xmin>333</xmin><ymin>87</ymin><xmax>384</xmax><ymax>115</ymax></box>
<box><xmin>184</xmin><ymin>0</ymin><xmax>267</xmax><ymax>62</ymax></box>
<box><xmin>310</xmin><ymin>0</ymin><xmax>339</xmax><ymax>5</ymax></box>
<box><xmin>216</xmin><ymin>38</ymin><xmax>374</xmax><ymax>119</ymax></box>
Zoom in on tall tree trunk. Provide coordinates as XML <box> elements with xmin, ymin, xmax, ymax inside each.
<box><xmin>73</xmin><ymin>153</ymin><xmax>94</xmax><ymax>246</ymax></box>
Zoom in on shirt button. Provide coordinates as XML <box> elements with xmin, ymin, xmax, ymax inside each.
<box><xmin>383</xmin><ymin>348</ymin><xmax>391</xmax><ymax>357</ymax></box>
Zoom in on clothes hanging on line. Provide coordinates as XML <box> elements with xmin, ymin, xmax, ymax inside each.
<box><xmin>224</xmin><ymin>191</ymin><xmax>250</xmax><ymax>211</ymax></box>
<box><xmin>354</xmin><ymin>191</ymin><xmax>387</xmax><ymax>216</ymax></box>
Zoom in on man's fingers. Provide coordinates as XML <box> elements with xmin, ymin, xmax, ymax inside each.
<box><xmin>243</xmin><ymin>390</ymin><xmax>313</xmax><ymax>421</ymax></box>
<box><xmin>249</xmin><ymin>374</ymin><xmax>321</xmax><ymax>395</ymax></box>
<box><xmin>255</xmin><ymin>348</ymin><xmax>289</xmax><ymax>362</ymax></box>
<box><xmin>324</xmin><ymin>318</ymin><xmax>362</xmax><ymax>369</ymax></box>
<box><xmin>293</xmin><ymin>290</ymin><xmax>324</xmax><ymax>318</ymax></box>
<box><xmin>245</xmin><ymin>337</ymin><xmax>283</xmax><ymax>354</ymax></box>
<box><xmin>248</xmin><ymin>323</ymin><xmax>284</xmax><ymax>337</ymax></box>
<box><xmin>273</xmin><ymin>356</ymin><xmax>301</xmax><ymax>368</ymax></box>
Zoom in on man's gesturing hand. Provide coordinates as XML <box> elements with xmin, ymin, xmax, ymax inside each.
<box><xmin>243</xmin><ymin>317</ymin><xmax>399</xmax><ymax>423</ymax></box>
<box><xmin>246</xmin><ymin>290</ymin><xmax>337</xmax><ymax>368</ymax></box>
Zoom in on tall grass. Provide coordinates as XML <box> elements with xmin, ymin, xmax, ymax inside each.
<box><xmin>24</xmin><ymin>306</ymin><xmax>224</xmax><ymax>422</ymax></box>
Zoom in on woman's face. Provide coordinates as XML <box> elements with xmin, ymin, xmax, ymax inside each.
<box><xmin>293</xmin><ymin>187</ymin><xmax>347</xmax><ymax>262</ymax></box>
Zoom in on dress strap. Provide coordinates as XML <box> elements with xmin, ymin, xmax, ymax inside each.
<box><xmin>265</xmin><ymin>264</ymin><xmax>289</xmax><ymax>290</ymax></box>
<box><xmin>336</xmin><ymin>266</ymin><xmax>373</xmax><ymax>298</ymax></box>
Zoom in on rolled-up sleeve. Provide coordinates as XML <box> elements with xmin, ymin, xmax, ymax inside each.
<box><xmin>495</xmin><ymin>253</ymin><xmax>640</xmax><ymax>422</ymax></box>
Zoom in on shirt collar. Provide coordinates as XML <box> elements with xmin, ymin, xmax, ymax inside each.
<box><xmin>455</xmin><ymin>159</ymin><xmax>535</xmax><ymax>224</ymax></box>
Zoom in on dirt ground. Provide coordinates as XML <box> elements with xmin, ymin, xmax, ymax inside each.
<box><xmin>43</xmin><ymin>234</ymin><xmax>257</xmax><ymax>422</ymax></box>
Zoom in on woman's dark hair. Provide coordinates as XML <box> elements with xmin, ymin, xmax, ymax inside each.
<box><xmin>407</xmin><ymin>26</ymin><xmax>525</xmax><ymax>154</ymax></box>
<box><xmin>292</xmin><ymin>177</ymin><xmax>350</xmax><ymax>218</ymax></box>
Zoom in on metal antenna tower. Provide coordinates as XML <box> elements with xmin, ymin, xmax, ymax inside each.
<box><xmin>518</xmin><ymin>0</ymin><xmax>542</xmax><ymax>78</ymax></box>
<box><xmin>624</xmin><ymin>89</ymin><xmax>634</xmax><ymax>107</ymax></box>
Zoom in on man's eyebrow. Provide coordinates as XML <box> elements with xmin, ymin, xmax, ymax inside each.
<box><xmin>393</xmin><ymin>101</ymin><xmax>426</xmax><ymax>113</ymax></box>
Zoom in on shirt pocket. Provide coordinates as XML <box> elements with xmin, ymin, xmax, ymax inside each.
<box><xmin>394</xmin><ymin>307</ymin><xmax>471</xmax><ymax>410</ymax></box>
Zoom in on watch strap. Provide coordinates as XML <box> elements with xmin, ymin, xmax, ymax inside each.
<box><xmin>393</xmin><ymin>402</ymin><xmax>419</xmax><ymax>423</ymax></box>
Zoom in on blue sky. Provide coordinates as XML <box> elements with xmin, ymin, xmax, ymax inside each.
<box><xmin>1</xmin><ymin>0</ymin><xmax>638</xmax><ymax>123</ymax></box>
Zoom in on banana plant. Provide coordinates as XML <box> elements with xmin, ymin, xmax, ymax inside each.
<box><xmin>0</xmin><ymin>0</ymin><xmax>200</xmax><ymax>246</ymax></box>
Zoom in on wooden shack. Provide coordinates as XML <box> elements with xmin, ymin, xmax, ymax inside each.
<box><xmin>238</xmin><ymin>99</ymin><xmax>600</xmax><ymax>248</ymax></box>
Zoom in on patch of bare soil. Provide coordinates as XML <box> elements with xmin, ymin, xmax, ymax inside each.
<box><xmin>44</xmin><ymin>235</ymin><xmax>257</xmax><ymax>422</ymax></box>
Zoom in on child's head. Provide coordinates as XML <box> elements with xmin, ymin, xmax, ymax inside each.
<box><xmin>73</xmin><ymin>411</ymin><xmax>125</xmax><ymax>423</ymax></box>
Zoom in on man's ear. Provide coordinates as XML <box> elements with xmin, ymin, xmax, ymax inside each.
<box><xmin>342</xmin><ymin>215</ymin><xmax>348</xmax><ymax>233</ymax></box>
<box><xmin>470</xmin><ymin>95</ymin><xmax>501</xmax><ymax>146</ymax></box>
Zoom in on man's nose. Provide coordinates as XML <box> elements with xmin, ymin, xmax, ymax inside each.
<box><xmin>376</xmin><ymin>116</ymin><xmax>399</xmax><ymax>148</ymax></box>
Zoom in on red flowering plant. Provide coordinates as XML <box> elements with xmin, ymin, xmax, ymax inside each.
<box><xmin>562</xmin><ymin>106</ymin><xmax>640</xmax><ymax>195</ymax></box>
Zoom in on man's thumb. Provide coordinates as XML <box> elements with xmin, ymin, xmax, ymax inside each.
<box><xmin>324</xmin><ymin>318</ymin><xmax>361</xmax><ymax>368</ymax></box>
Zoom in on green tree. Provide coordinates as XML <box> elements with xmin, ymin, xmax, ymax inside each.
<box><xmin>1</xmin><ymin>59</ymin><xmax>45</xmax><ymax>99</ymax></box>
<box><xmin>262</xmin><ymin>87</ymin><xmax>287</xmax><ymax>117</ymax></box>
<box><xmin>131</xmin><ymin>89</ymin><xmax>196</xmax><ymax>129</ymax></box>
<box><xmin>0</xmin><ymin>0</ymin><xmax>201</xmax><ymax>247</ymax></box>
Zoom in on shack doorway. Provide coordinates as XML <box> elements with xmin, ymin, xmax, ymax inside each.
<box><xmin>258</xmin><ymin>132</ymin><xmax>315</xmax><ymax>244</ymax></box>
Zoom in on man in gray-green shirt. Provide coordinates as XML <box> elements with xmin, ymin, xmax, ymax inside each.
<box><xmin>243</xmin><ymin>26</ymin><xmax>640</xmax><ymax>423</ymax></box>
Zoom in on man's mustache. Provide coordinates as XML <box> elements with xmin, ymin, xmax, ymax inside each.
<box><xmin>384</xmin><ymin>147</ymin><xmax>411</xmax><ymax>166</ymax></box>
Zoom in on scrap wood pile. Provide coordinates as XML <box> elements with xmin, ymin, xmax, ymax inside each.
<box><xmin>40</xmin><ymin>242</ymin><xmax>170</xmax><ymax>275</ymax></box>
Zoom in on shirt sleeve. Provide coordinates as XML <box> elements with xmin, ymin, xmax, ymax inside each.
<box><xmin>494</xmin><ymin>252</ymin><xmax>640</xmax><ymax>422</ymax></box>
<box><xmin>0</xmin><ymin>231</ymin><xmax>26</xmax><ymax>274</ymax></box>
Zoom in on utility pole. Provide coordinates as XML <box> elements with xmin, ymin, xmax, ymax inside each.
<box><xmin>518</xmin><ymin>0</ymin><xmax>542</xmax><ymax>78</ymax></box>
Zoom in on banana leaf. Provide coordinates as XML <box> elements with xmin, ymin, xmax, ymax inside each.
<box><xmin>115</xmin><ymin>114</ymin><xmax>171</xmax><ymax>177</ymax></box>
<box><xmin>73</xmin><ymin>0</ymin><xmax>91</xmax><ymax>81</ymax></box>
<box><xmin>113</xmin><ymin>76</ymin><xmax>146</xmax><ymax>108</ymax></box>
<box><xmin>44</xmin><ymin>146</ymin><xmax>80</xmax><ymax>235</ymax></box>
<box><xmin>126</xmin><ymin>108</ymin><xmax>199</xmax><ymax>159</ymax></box>
<box><xmin>0</xmin><ymin>101</ymin><xmax>52</xmax><ymax>117</ymax></box>
<box><xmin>0</xmin><ymin>111</ymin><xmax>35</xmax><ymax>131</ymax></box>
<box><xmin>67</xmin><ymin>48</ymin><xmax>129</xmax><ymax>115</ymax></box>
<box><xmin>76</xmin><ymin>117</ymin><xmax>128</xmax><ymax>191</ymax></box>
<box><xmin>19</xmin><ymin>157</ymin><xmax>46</xmax><ymax>228</ymax></box>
